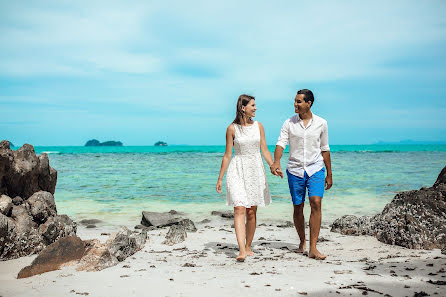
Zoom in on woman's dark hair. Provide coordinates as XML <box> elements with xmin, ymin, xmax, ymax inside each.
<box><xmin>233</xmin><ymin>94</ymin><xmax>255</xmax><ymax>125</ymax></box>
<box><xmin>297</xmin><ymin>89</ymin><xmax>314</xmax><ymax>107</ymax></box>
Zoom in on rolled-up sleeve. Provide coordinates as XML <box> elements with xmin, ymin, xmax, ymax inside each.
<box><xmin>320</xmin><ymin>121</ymin><xmax>330</xmax><ymax>151</ymax></box>
<box><xmin>276</xmin><ymin>120</ymin><xmax>289</xmax><ymax>149</ymax></box>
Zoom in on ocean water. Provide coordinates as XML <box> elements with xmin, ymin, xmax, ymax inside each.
<box><xmin>22</xmin><ymin>145</ymin><xmax>446</xmax><ymax>226</ymax></box>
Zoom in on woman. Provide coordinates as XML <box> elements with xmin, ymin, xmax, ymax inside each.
<box><xmin>216</xmin><ymin>94</ymin><xmax>274</xmax><ymax>262</ymax></box>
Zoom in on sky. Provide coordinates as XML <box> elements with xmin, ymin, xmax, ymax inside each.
<box><xmin>1</xmin><ymin>0</ymin><xmax>446</xmax><ymax>146</ymax></box>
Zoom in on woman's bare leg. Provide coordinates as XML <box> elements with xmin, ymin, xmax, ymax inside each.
<box><xmin>245</xmin><ymin>206</ymin><xmax>257</xmax><ymax>256</ymax></box>
<box><xmin>234</xmin><ymin>206</ymin><xmax>247</xmax><ymax>261</ymax></box>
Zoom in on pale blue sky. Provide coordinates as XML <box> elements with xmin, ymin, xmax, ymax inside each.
<box><xmin>1</xmin><ymin>1</ymin><xmax>446</xmax><ymax>146</ymax></box>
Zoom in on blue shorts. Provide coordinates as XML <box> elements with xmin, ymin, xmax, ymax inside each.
<box><xmin>287</xmin><ymin>168</ymin><xmax>325</xmax><ymax>205</ymax></box>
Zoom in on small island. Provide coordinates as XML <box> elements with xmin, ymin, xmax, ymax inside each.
<box><xmin>154</xmin><ymin>141</ymin><xmax>168</xmax><ymax>147</ymax></box>
<box><xmin>85</xmin><ymin>139</ymin><xmax>123</xmax><ymax>147</ymax></box>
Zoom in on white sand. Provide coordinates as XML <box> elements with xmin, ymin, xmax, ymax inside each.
<box><xmin>1</xmin><ymin>218</ymin><xmax>445</xmax><ymax>297</ymax></box>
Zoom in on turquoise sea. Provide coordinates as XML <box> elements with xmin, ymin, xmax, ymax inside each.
<box><xmin>23</xmin><ymin>145</ymin><xmax>446</xmax><ymax>226</ymax></box>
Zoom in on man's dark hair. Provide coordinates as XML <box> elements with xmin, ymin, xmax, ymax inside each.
<box><xmin>297</xmin><ymin>89</ymin><xmax>314</xmax><ymax>107</ymax></box>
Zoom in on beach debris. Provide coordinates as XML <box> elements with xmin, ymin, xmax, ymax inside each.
<box><xmin>413</xmin><ymin>292</ymin><xmax>429</xmax><ymax>297</ymax></box>
<box><xmin>276</xmin><ymin>221</ymin><xmax>294</xmax><ymax>228</ymax></box>
<box><xmin>141</xmin><ymin>211</ymin><xmax>182</xmax><ymax>228</ymax></box>
<box><xmin>70</xmin><ymin>290</ymin><xmax>89</xmax><ymax>296</ymax></box>
<box><xmin>331</xmin><ymin>165</ymin><xmax>446</xmax><ymax>250</ymax></box>
<box><xmin>0</xmin><ymin>141</ymin><xmax>77</xmax><ymax>260</ymax></box>
<box><xmin>163</xmin><ymin>225</ymin><xmax>187</xmax><ymax>245</ymax></box>
<box><xmin>17</xmin><ymin>236</ymin><xmax>85</xmax><ymax>278</ymax></box>
<box><xmin>182</xmin><ymin>263</ymin><xmax>196</xmax><ymax>267</ymax></box>
<box><xmin>338</xmin><ymin>283</ymin><xmax>383</xmax><ymax>295</ymax></box>
<box><xmin>211</xmin><ymin>210</ymin><xmax>234</xmax><ymax>219</ymax></box>
<box><xmin>427</xmin><ymin>280</ymin><xmax>446</xmax><ymax>285</ymax></box>
<box><xmin>77</xmin><ymin>226</ymin><xmax>147</xmax><ymax>271</ymax></box>
<box><xmin>334</xmin><ymin>270</ymin><xmax>352</xmax><ymax>274</ymax></box>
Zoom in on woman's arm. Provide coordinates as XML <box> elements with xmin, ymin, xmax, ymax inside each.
<box><xmin>216</xmin><ymin>125</ymin><xmax>235</xmax><ymax>193</ymax></box>
<box><xmin>258</xmin><ymin>122</ymin><xmax>274</xmax><ymax>167</ymax></box>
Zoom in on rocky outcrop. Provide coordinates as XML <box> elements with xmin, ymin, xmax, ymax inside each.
<box><xmin>77</xmin><ymin>227</ymin><xmax>147</xmax><ymax>271</ymax></box>
<box><xmin>331</xmin><ymin>166</ymin><xmax>446</xmax><ymax>250</ymax></box>
<box><xmin>0</xmin><ymin>140</ymin><xmax>76</xmax><ymax>260</ymax></box>
<box><xmin>0</xmin><ymin>141</ymin><xmax>57</xmax><ymax>199</ymax></box>
<box><xmin>17</xmin><ymin>236</ymin><xmax>85</xmax><ymax>278</ymax></box>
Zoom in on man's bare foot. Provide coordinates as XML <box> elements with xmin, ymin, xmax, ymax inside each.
<box><xmin>246</xmin><ymin>249</ymin><xmax>254</xmax><ymax>256</ymax></box>
<box><xmin>236</xmin><ymin>252</ymin><xmax>246</xmax><ymax>262</ymax></box>
<box><xmin>297</xmin><ymin>242</ymin><xmax>306</xmax><ymax>254</ymax></box>
<box><xmin>308</xmin><ymin>249</ymin><xmax>326</xmax><ymax>260</ymax></box>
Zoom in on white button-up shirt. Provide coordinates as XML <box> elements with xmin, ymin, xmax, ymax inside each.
<box><xmin>276</xmin><ymin>114</ymin><xmax>330</xmax><ymax>177</ymax></box>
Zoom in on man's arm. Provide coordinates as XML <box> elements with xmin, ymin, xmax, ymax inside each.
<box><xmin>322</xmin><ymin>151</ymin><xmax>332</xmax><ymax>190</ymax></box>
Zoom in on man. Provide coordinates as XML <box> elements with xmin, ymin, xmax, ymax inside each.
<box><xmin>270</xmin><ymin>89</ymin><xmax>332</xmax><ymax>260</ymax></box>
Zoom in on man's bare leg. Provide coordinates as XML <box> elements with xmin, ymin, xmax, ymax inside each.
<box><xmin>293</xmin><ymin>203</ymin><xmax>306</xmax><ymax>253</ymax></box>
<box><xmin>234</xmin><ymin>206</ymin><xmax>247</xmax><ymax>261</ymax></box>
<box><xmin>245</xmin><ymin>206</ymin><xmax>257</xmax><ymax>256</ymax></box>
<box><xmin>308</xmin><ymin>196</ymin><xmax>326</xmax><ymax>260</ymax></box>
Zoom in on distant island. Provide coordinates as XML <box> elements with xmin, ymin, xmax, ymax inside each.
<box><xmin>154</xmin><ymin>141</ymin><xmax>168</xmax><ymax>146</ymax></box>
<box><xmin>85</xmin><ymin>139</ymin><xmax>123</xmax><ymax>147</ymax></box>
<box><xmin>374</xmin><ymin>140</ymin><xmax>446</xmax><ymax>145</ymax></box>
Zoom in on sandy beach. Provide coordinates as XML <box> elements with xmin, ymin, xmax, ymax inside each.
<box><xmin>1</xmin><ymin>216</ymin><xmax>445</xmax><ymax>297</ymax></box>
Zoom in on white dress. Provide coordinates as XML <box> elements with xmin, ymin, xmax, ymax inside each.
<box><xmin>226</xmin><ymin>121</ymin><xmax>271</xmax><ymax>207</ymax></box>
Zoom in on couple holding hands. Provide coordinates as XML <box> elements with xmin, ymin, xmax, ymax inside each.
<box><xmin>216</xmin><ymin>89</ymin><xmax>332</xmax><ymax>262</ymax></box>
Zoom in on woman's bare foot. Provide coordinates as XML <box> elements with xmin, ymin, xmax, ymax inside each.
<box><xmin>308</xmin><ymin>249</ymin><xmax>326</xmax><ymax>260</ymax></box>
<box><xmin>297</xmin><ymin>241</ymin><xmax>306</xmax><ymax>254</ymax></box>
<box><xmin>236</xmin><ymin>252</ymin><xmax>246</xmax><ymax>262</ymax></box>
<box><xmin>246</xmin><ymin>248</ymin><xmax>254</xmax><ymax>256</ymax></box>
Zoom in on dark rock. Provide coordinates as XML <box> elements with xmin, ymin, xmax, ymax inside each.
<box><xmin>86</xmin><ymin>225</ymin><xmax>96</xmax><ymax>228</ymax></box>
<box><xmin>17</xmin><ymin>236</ymin><xmax>85</xmax><ymax>278</ymax></box>
<box><xmin>0</xmin><ymin>195</ymin><xmax>13</xmax><ymax>215</ymax></box>
<box><xmin>141</xmin><ymin>211</ymin><xmax>182</xmax><ymax>228</ymax></box>
<box><xmin>79</xmin><ymin>219</ymin><xmax>103</xmax><ymax>225</ymax></box>
<box><xmin>331</xmin><ymin>215</ymin><xmax>378</xmax><ymax>236</ymax></box>
<box><xmin>168</xmin><ymin>209</ymin><xmax>179</xmax><ymax>214</ymax></box>
<box><xmin>199</xmin><ymin>219</ymin><xmax>211</xmax><ymax>224</ymax></box>
<box><xmin>413</xmin><ymin>292</ymin><xmax>429</xmax><ymax>297</ymax></box>
<box><xmin>39</xmin><ymin>215</ymin><xmax>77</xmax><ymax>246</ymax></box>
<box><xmin>26</xmin><ymin>191</ymin><xmax>57</xmax><ymax>224</ymax></box>
<box><xmin>331</xmin><ymin>166</ymin><xmax>446</xmax><ymax>250</ymax></box>
<box><xmin>442</xmin><ymin>246</ymin><xmax>446</xmax><ymax>255</ymax></box>
<box><xmin>211</xmin><ymin>210</ymin><xmax>234</xmax><ymax>219</ymax></box>
<box><xmin>163</xmin><ymin>225</ymin><xmax>187</xmax><ymax>245</ymax></box>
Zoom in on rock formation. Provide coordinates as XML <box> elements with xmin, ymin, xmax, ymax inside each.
<box><xmin>0</xmin><ymin>140</ymin><xmax>76</xmax><ymax>260</ymax></box>
<box><xmin>331</xmin><ymin>166</ymin><xmax>446</xmax><ymax>250</ymax></box>
<box><xmin>77</xmin><ymin>226</ymin><xmax>147</xmax><ymax>271</ymax></box>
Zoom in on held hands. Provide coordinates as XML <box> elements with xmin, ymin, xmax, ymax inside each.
<box><xmin>325</xmin><ymin>174</ymin><xmax>333</xmax><ymax>190</ymax></box>
<box><xmin>216</xmin><ymin>179</ymin><xmax>223</xmax><ymax>193</ymax></box>
<box><xmin>270</xmin><ymin>162</ymin><xmax>284</xmax><ymax>178</ymax></box>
